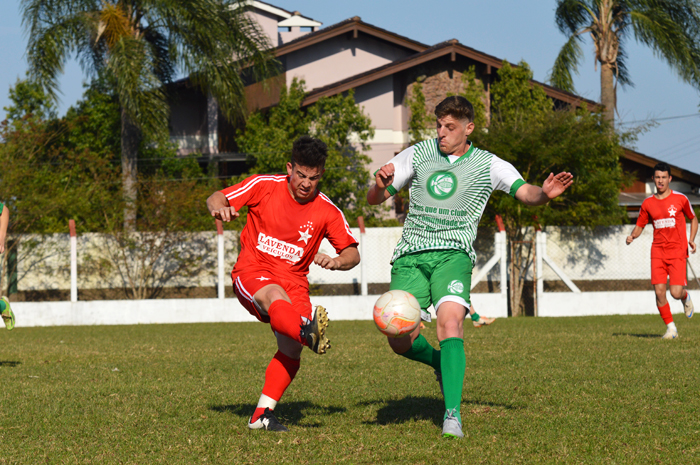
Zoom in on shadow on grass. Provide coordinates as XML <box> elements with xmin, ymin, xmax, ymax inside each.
<box><xmin>612</xmin><ymin>333</ymin><xmax>661</xmax><ymax>339</ymax></box>
<box><xmin>359</xmin><ymin>396</ymin><xmax>523</xmax><ymax>427</ymax></box>
<box><xmin>209</xmin><ymin>402</ymin><xmax>346</xmax><ymax>427</ymax></box>
<box><xmin>0</xmin><ymin>361</ymin><xmax>20</xmax><ymax>367</ymax></box>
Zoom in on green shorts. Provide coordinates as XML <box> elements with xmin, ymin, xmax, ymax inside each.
<box><xmin>390</xmin><ymin>250</ymin><xmax>472</xmax><ymax>322</ymax></box>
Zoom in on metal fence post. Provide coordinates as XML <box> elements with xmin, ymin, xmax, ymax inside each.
<box><xmin>216</xmin><ymin>219</ymin><xmax>225</xmax><ymax>300</ymax></box>
<box><xmin>69</xmin><ymin>219</ymin><xmax>77</xmax><ymax>303</ymax></box>
<box><xmin>357</xmin><ymin>216</ymin><xmax>367</xmax><ymax>296</ymax></box>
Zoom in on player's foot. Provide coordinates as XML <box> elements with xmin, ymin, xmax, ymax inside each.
<box><xmin>248</xmin><ymin>408</ymin><xmax>288</xmax><ymax>432</ymax></box>
<box><xmin>434</xmin><ymin>370</ymin><xmax>444</xmax><ymax>396</ymax></box>
<box><xmin>442</xmin><ymin>408</ymin><xmax>464</xmax><ymax>439</ymax></box>
<box><xmin>1</xmin><ymin>297</ymin><xmax>14</xmax><ymax>331</ymax></box>
<box><xmin>661</xmin><ymin>327</ymin><xmax>678</xmax><ymax>340</ymax></box>
<box><xmin>473</xmin><ymin>316</ymin><xmax>495</xmax><ymax>328</ymax></box>
<box><xmin>683</xmin><ymin>293</ymin><xmax>694</xmax><ymax>318</ymax></box>
<box><xmin>300</xmin><ymin>305</ymin><xmax>330</xmax><ymax>354</ymax></box>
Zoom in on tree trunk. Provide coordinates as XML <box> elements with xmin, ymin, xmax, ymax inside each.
<box><xmin>121</xmin><ymin>109</ymin><xmax>140</xmax><ymax>231</ymax></box>
<box><xmin>600</xmin><ymin>62</ymin><xmax>616</xmax><ymax>123</ymax></box>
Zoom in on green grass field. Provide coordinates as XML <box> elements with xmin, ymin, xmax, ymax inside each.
<box><xmin>0</xmin><ymin>314</ymin><xmax>698</xmax><ymax>464</ymax></box>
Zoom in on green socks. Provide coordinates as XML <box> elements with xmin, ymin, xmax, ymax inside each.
<box><xmin>399</xmin><ymin>334</ymin><xmax>441</xmax><ymax>371</ymax></box>
<box><xmin>470</xmin><ymin>312</ymin><xmax>480</xmax><ymax>322</ymax></box>
<box><xmin>439</xmin><ymin>337</ymin><xmax>465</xmax><ymax>422</ymax></box>
<box><xmin>0</xmin><ymin>299</ymin><xmax>5</xmax><ymax>312</ymax></box>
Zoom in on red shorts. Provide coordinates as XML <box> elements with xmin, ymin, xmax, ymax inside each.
<box><xmin>650</xmin><ymin>258</ymin><xmax>687</xmax><ymax>286</ymax></box>
<box><xmin>232</xmin><ymin>271</ymin><xmax>312</xmax><ymax>323</ymax></box>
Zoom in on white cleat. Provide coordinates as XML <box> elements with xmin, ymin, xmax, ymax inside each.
<box><xmin>661</xmin><ymin>327</ymin><xmax>678</xmax><ymax>340</ymax></box>
<box><xmin>683</xmin><ymin>293</ymin><xmax>694</xmax><ymax>318</ymax></box>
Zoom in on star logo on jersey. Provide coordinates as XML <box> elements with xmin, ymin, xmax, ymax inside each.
<box><xmin>255</xmin><ymin>276</ymin><xmax>271</xmax><ymax>281</ymax></box>
<box><xmin>427</xmin><ymin>171</ymin><xmax>457</xmax><ymax>200</ymax></box>
<box><xmin>298</xmin><ymin>228</ymin><xmax>312</xmax><ymax>244</ymax></box>
<box><xmin>668</xmin><ymin>205</ymin><xmax>678</xmax><ymax>217</ymax></box>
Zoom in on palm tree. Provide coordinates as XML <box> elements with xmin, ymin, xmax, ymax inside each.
<box><xmin>21</xmin><ymin>0</ymin><xmax>276</xmax><ymax>228</ymax></box>
<box><xmin>551</xmin><ymin>0</ymin><xmax>700</xmax><ymax>122</ymax></box>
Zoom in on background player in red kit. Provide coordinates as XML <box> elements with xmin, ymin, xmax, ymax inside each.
<box><xmin>206</xmin><ymin>136</ymin><xmax>360</xmax><ymax>431</ymax></box>
<box><xmin>627</xmin><ymin>162</ymin><xmax>698</xmax><ymax>339</ymax></box>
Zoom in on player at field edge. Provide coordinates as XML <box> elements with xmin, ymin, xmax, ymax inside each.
<box><xmin>367</xmin><ymin>95</ymin><xmax>573</xmax><ymax>439</ymax></box>
<box><xmin>0</xmin><ymin>202</ymin><xmax>15</xmax><ymax>330</ymax></box>
<box><xmin>626</xmin><ymin>162</ymin><xmax>698</xmax><ymax>339</ymax></box>
<box><xmin>206</xmin><ymin>136</ymin><xmax>360</xmax><ymax>432</ymax></box>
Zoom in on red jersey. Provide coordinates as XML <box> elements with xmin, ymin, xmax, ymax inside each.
<box><xmin>221</xmin><ymin>174</ymin><xmax>358</xmax><ymax>288</ymax></box>
<box><xmin>636</xmin><ymin>191</ymin><xmax>696</xmax><ymax>259</ymax></box>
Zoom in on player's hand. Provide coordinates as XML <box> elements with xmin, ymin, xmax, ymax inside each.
<box><xmin>626</xmin><ymin>235</ymin><xmax>634</xmax><ymax>245</ymax></box>
<box><xmin>211</xmin><ymin>206</ymin><xmax>239</xmax><ymax>222</ymax></box>
<box><xmin>690</xmin><ymin>241</ymin><xmax>697</xmax><ymax>254</ymax></box>
<box><xmin>314</xmin><ymin>253</ymin><xmax>339</xmax><ymax>270</ymax></box>
<box><xmin>375</xmin><ymin>164</ymin><xmax>395</xmax><ymax>190</ymax></box>
<box><xmin>542</xmin><ymin>172</ymin><xmax>574</xmax><ymax>199</ymax></box>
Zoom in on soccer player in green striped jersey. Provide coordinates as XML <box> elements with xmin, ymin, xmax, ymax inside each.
<box><xmin>367</xmin><ymin>96</ymin><xmax>573</xmax><ymax>438</ymax></box>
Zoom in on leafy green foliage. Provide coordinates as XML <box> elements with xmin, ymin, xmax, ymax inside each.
<box><xmin>458</xmin><ymin>66</ymin><xmax>488</xmax><ymax>128</ymax></box>
<box><xmin>405</xmin><ymin>78</ymin><xmax>432</xmax><ymax>146</ymax></box>
<box><xmin>237</xmin><ymin>78</ymin><xmax>394</xmax><ymax>227</ymax></box>
<box><xmin>469</xmin><ymin>61</ymin><xmax>629</xmax><ymax>315</ymax></box>
<box><xmin>470</xmin><ymin>61</ymin><xmax>629</xmax><ymax>234</ymax></box>
<box><xmin>3</xmin><ymin>76</ymin><xmax>57</xmax><ymax>123</ymax></box>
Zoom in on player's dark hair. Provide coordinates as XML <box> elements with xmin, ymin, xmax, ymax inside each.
<box><xmin>434</xmin><ymin>96</ymin><xmax>475</xmax><ymax>123</ymax></box>
<box><xmin>291</xmin><ymin>135</ymin><xmax>328</xmax><ymax>169</ymax></box>
<box><xmin>653</xmin><ymin>162</ymin><xmax>671</xmax><ymax>176</ymax></box>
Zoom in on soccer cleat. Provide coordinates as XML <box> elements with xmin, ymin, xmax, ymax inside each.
<box><xmin>1</xmin><ymin>297</ymin><xmax>14</xmax><ymax>331</ymax></box>
<box><xmin>248</xmin><ymin>408</ymin><xmax>288</xmax><ymax>432</ymax></box>
<box><xmin>442</xmin><ymin>408</ymin><xmax>464</xmax><ymax>439</ymax></box>
<box><xmin>661</xmin><ymin>327</ymin><xmax>678</xmax><ymax>340</ymax></box>
<box><xmin>683</xmin><ymin>293</ymin><xmax>694</xmax><ymax>318</ymax></box>
<box><xmin>473</xmin><ymin>316</ymin><xmax>495</xmax><ymax>328</ymax></box>
<box><xmin>300</xmin><ymin>305</ymin><xmax>330</xmax><ymax>354</ymax></box>
<box><xmin>434</xmin><ymin>370</ymin><xmax>444</xmax><ymax>396</ymax></box>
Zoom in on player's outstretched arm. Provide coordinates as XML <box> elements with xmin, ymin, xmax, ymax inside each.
<box><xmin>0</xmin><ymin>206</ymin><xmax>8</xmax><ymax>253</ymax></box>
<box><xmin>515</xmin><ymin>172</ymin><xmax>574</xmax><ymax>206</ymax></box>
<box><xmin>689</xmin><ymin>215</ymin><xmax>698</xmax><ymax>254</ymax></box>
<box><xmin>367</xmin><ymin>164</ymin><xmax>396</xmax><ymax>205</ymax></box>
<box><xmin>314</xmin><ymin>245</ymin><xmax>360</xmax><ymax>271</ymax></box>
<box><xmin>206</xmin><ymin>191</ymin><xmax>239</xmax><ymax>222</ymax></box>
<box><xmin>626</xmin><ymin>225</ymin><xmax>645</xmax><ymax>245</ymax></box>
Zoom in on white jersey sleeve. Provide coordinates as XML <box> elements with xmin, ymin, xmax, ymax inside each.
<box><xmin>384</xmin><ymin>146</ymin><xmax>416</xmax><ymax>195</ymax></box>
<box><xmin>490</xmin><ymin>155</ymin><xmax>525</xmax><ymax>196</ymax></box>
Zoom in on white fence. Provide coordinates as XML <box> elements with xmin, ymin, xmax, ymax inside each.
<box><xmin>5</xmin><ymin>224</ymin><xmax>699</xmax><ymax>327</ymax></box>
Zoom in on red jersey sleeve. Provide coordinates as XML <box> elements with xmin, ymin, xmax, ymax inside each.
<box><xmin>681</xmin><ymin>195</ymin><xmax>696</xmax><ymax>220</ymax></box>
<box><xmin>318</xmin><ymin>193</ymin><xmax>358</xmax><ymax>253</ymax></box>
<box><xmin>636</xmin><ymin>200</ymin><xmax>650</xmax><ymax>228</ymax></box>
<box><xmin>220</xmin><ymin>175</ymin><xmax>269</xmax><ymax>211</ymax></box>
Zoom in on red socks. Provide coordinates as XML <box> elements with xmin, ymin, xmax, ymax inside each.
<box><xmin>267</xmin><ymin>300</ymin><xmax>304</xmax><ymax>344</ymax></box>
<box><xmin>657</xmin><ymin>303</ymin><xmax>673</xmax><ymax>324</ymax></box>
<box><xmin>251</xmin><ymin>351</ymin><xmax>300</xmax><ymax>422</ymax></box>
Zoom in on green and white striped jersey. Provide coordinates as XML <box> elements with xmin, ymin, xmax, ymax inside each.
<box><xmin>387</xmin><ymin>138</ymin><xmax>525</xmax><ymax>264</ymax></box>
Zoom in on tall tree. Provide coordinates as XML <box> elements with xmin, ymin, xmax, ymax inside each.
<box><xmin>550</xmin><ymin>0</ymin><xmax>700</xmax><ymax>122</ymax></box>
<box><xmin>21</xmin><ymin>0</ymin><xmax>276</xmax><ymax>228</ymax></box>
<box><xmin>471</xmin><ymin>62</ymin><xmax>631</xmax><ymax>315</ymax></box>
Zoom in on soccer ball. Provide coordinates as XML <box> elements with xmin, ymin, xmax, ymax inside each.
<box><xmin>373</xmin><ymin>290</ymin><xmax>422</xmax><ymax>338</ymax></box>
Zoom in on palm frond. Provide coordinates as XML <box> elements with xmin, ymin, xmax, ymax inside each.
<box><xmin>108</xmin><ymin>35</ymin><xmax>169</xmax><ymax>141</ymax></box>
<box><xmin>628</xmin><ymin>0</ymin><xmax>700</xmax><ymax>89</ymax></box>
<box><xmin>555</xmin><ymin>0</ymin><xmax>593</xmax><ymax>34</ymax></box>
<box><xmin>550</xmin><ymin>33</ymin><xmax>584</xmax><ymax>93</ymax></box>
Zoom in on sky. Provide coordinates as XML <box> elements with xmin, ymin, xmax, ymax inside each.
<box><xmin>2</xmin><ymin>0</ymin><xmax>699</xmax><ymax>175</ymax></box>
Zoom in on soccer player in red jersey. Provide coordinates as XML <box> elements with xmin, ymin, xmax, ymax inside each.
<box><xmin>206</xmin><ymin>136</ymin><xmax>360</xmax><ymax>431</ymax></box>
<box><xmin>627</xmin><ymin>162</ymin><xmax>698</xmax><ymax>339</ymax></box>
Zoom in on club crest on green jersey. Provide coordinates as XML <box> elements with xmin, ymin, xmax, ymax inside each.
<box><xmin>427</xmin><ymin>171</ymin><xmax>457</xmax><ymax>199</ymax></box>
